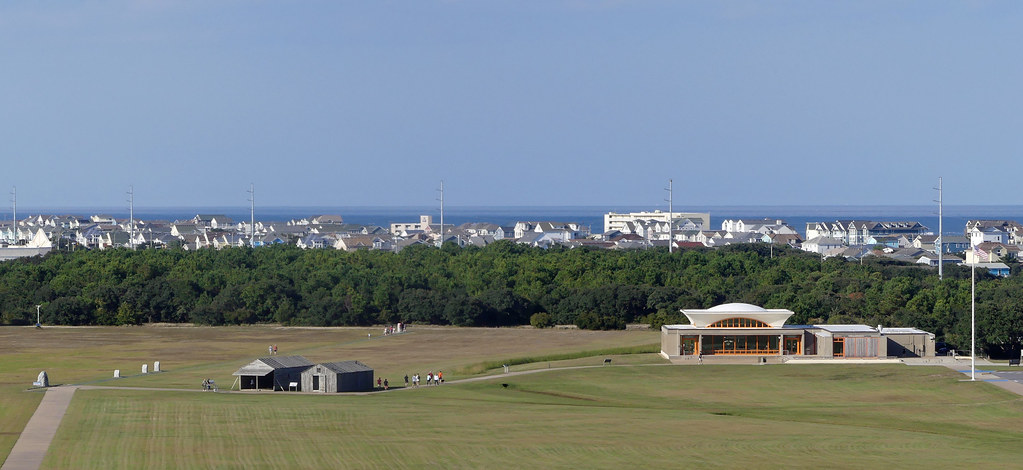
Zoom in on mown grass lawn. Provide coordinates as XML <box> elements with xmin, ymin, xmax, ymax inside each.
<box><xmin>4</xmin><ymin>325</ymin><xmax>1023</xmax><ymax>469</ymax></box>
<box><xmin>45</xmin><ymin>365</ymin><xmax>1023</xmax><ymax>469</ymax></box>
<box><xmin>0</xmin><ymin>324</ymin><xmax>655</xmax><ymax>465</ymax></box>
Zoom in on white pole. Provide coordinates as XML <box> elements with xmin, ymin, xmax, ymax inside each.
<box><xmin>128</xmin><ymin>185</ymin><xmax>134</xmax><ymax>250</ymax></box>
<box><xmin>971</xmin><ymin>260</ymin><xmax>976</xmax><ymax>381</ymax></box>
<box><xmin>11</xmin><ymin>186</ymin><xmax>16</xmax><ymax>242</ymax></box>
<box><xmin>936</xmin><ymin>177</ymin><xmax>943</xmax><ymax>280</ymax></box>
<box><xmin>665</xmin><ymin>179</ymin><xmax>673</xmax><ymax>253</ymax></box>
<box><xmin>248</xmin><ymin>183</ymin><xmax>255</xmax><ymax>247</ymax></box>
<box><xmin>437</xmin><ymin>180</ymin><xmax>444</xmax><ymax>247</ymax></box>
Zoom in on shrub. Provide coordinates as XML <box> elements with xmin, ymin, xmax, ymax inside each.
<box><xmin>530</xmin><ymin>312</ymin><xmax>554</xmax><ymax>328</ymax></box>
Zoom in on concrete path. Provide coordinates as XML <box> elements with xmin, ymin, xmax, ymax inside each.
<box><xmin>944</xmin><ymin>362</ymin><xmax>1023</xmax><ymax>396</ymax></box>
<box><xmin>2</xmin><ymin>386</ymin><xmax>76</xmax><ymax>470</ymax></box>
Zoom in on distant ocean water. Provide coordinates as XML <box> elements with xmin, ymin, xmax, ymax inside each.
<box><xmin>13</xmin><ymin>205</ymin><xmax>1023</xmax><ymax>237</ymax></box>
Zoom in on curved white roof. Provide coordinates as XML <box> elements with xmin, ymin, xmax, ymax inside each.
<box><xmin>707</xmin><ymin>303</ymin><xmax>766</xmax><ymax>313</ymax></box>
<box><xmin>682</xmin><ymin>303</ymin><xmax>794</xmax><ymax>328</ymax></box>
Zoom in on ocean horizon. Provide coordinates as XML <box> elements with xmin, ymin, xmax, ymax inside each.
<box><xmin>8</xmin><ymin>204</ymin><xmax>1023</xmax><ymax>237</ymax></box>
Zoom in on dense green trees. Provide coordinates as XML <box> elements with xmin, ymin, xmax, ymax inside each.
<box><xmin>0</xmin><ymin>242</ymin><xmax>1019</xmax><ymax>356</ymax></box>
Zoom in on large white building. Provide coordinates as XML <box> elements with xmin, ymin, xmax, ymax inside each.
<box><xmin>603</xmin><ymin>210</ymin><xmax>711</xmax><ymax>235</ymax></box>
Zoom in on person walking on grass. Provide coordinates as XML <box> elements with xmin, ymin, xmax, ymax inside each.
<box><xmin>404</xmin><ymin>374</ymin><xmax>409</xmax><ymax>388</ymax></box>
<box><xmin>383</xmin><ymin>379</ymin><xmax>389</xmax><ymax>390</ymax></box>
<box><xmin>438</xmin><ymin>371</ymin><xmax>443</xmax><ymax>384</ymax></box>
<box><xmin>377</xmin><ymin>377</ymin><xmax>382</xmax><ymax>389</ymax></box>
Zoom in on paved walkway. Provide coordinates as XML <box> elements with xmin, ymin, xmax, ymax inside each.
<box><xmin>944</xmin><ymin>361</ymin><xmax>1023</xmax><ymax>396</ymax></box>
<box><xmin>2</xmin><ymin>386</ymin><xmax>76</xmax><ymax>470</ymax></box>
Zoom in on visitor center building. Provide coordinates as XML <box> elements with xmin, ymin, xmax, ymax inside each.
<box><xmin>660</xmin><ymin>303</ymin><xmax>935</xmax><ymax>360</ymax></box>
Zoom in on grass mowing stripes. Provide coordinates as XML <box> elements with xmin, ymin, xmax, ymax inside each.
<box><xmin>43</xmin><ymin>365</ymin><xmax>1023</xmax><ymax>469</ymax></box>
<box><xmin>452</xmin><ymin>343</ymin><xmax>660</xmax><ymax>375</ymax></box>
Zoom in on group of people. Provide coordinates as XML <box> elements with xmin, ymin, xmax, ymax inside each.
<box><xmin>377</xmin><ymin>377</ymin><xmax>390</xmax><ymax>390</ymax></box>
<box><xmin>405</xmin><ymin>371</ymin><xmax>443</xmax><ymax>388</ymax></box>
<box><xmin>267</xmin><ymin>344</ymin><xmax>278</xmax><ymax>355</ymax></box>
<box><xmin>383</xmin><ymin>322</ymin><xmax>406</xmax><ymax>336</ymax></box>
<box><xmin>201</xmin><ymin>378</ymin><xmax>217</xmax><ymax>391</ymax></box>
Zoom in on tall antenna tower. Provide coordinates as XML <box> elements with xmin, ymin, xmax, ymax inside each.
<box><xmin>128</xmin><ymin>185</ymin><xmax>135</xmax><ymax>250</ymax></box>
<box><xmin>665</xmin><ymin>179</ymin><xmax>673</xmax><ymax>253</ymax></box>
<box><xmin>934</xmin><ymin>177</ymin><xmax>943</xmax><ymax>280</ymax></box>
<box><xmin>248</xmin><ymin>183</ymin><xmax>255</xmax><ymax>247</ymax></box>
<box><xmin>436</xmin><ymin>180</ymin><xmax>445</xmax><ymax>247</ymax></box>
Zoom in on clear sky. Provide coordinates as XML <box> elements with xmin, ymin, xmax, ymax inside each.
<box><xmin>1</xmin><ymin>1</ymin><xmax>1020</xmax><ymax>209</ymax></box>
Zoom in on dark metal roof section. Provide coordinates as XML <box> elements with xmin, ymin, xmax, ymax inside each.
<box><xmin>319</xmin><ymin>361</ymin><xmax>373</xmax><ymax>373</ymax></box>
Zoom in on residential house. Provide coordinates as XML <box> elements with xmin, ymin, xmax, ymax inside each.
<box><xmin>334</xmin><ymin>235</ymin><xmax>393</xmax><ymax>252</ymax></box>
<box><xmin>913</xmin><ymin>234</ymin><xmax>970</xmax><ymax>254</ymax></box>
<box><xmin>806</xmin><ymin>220</ymin><xmax>928</xmax><ymax>246</ymax></box>
<box><xmin>513</xmin><ymin>221</ymin><xmax>589</xmax><ymax>240</ymax></box>
<box><xmin>603</xmin><ymin>210</ymin><xmax>710</xmax><ymax>234</ymax></box>
<box><xmin>762</xmin><ymin>233</ymin><xmax>803</xmax><ymax>247</ymax></box>
<box><xmin>801</xmin><ymin>236</ymin><xmax>845</xmax><ymax>255</ymax></box>
<box><xmin>297</xmin><ymin>233</ymin><xmax>338</xmax><ymax>249</ymax></box>
<box><xmin>391</xmin><ymin>215</ymin><xmax>435</xmax><ymax>235</ymax></box>
<box><xmin>969</xmin><ymin>226</ymin><xmax>1009</xmax><ymax>247</ymax></box>
<box><xmin>171</xmin><ymin>223</ymin><xmax>201</xmax><ymax>237</ymax></box>
<box><xmin>966</xmin><ymin>220</ymin><xmax>1023</xmax><ymax>245</ymax></box>
<box><xmin>965</xmin><ymin>242</ymin><xmax>1019</xmax><ymax>264</ymax></box>
<box><xmin>917</xmin><ymin>255</ymin><xmax>964</xmax><ymax>267</ymax></box>
<box><xmin>193</xmin><ymin>214</ymin><xmax>234</xmax><ymax>230</ymax></box>
<box><xmin>312</xmin><ymin>215</ymin><xmax>344</xmax><ymax>225</ymax></box>
<box><xmin>968</xmin><ymin>262</ymin><xmax>1012</xmax><ymax>277</ymax></box>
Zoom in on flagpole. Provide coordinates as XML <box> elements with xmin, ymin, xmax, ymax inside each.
<box><xmin>971</xmin><ymin>260</ymin><xmax>976</xmax><ymax>381</ymax></box>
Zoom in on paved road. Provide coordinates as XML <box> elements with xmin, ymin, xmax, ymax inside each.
<box><xmin>1</xmin><ymin>387</ymin><xmax>76</xmax><ymax>470</ymax></box>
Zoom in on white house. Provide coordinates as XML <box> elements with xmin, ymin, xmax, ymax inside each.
<box><xmin>801</xmin><ymin>236</ymin><xmax>845</xmax><ymax>255</ymax></box>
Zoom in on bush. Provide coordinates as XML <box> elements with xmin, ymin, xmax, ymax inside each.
<box><xmin>530</xmin><ymin>312</ymin><xmax>554</xmax><ymax>328</ymax></box>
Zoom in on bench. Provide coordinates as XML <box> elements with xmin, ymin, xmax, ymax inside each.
<box><xmin>603</xmin><ymin>358</ymin><xmax>612</xmax><ymax>365</ymax></box>
<box><xmin>1010</xmin><ymin>359</ymin><xmax>1020</xmax><ymax>367</ymax></box>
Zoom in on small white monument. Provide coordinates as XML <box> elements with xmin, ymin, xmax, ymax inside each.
<box><xmin>154</xmin><ymin>361</ymin><xmax>161</xmax><ymax>372</ymax></box>
<box><xmin>142</xmin><ymin>363</ymin><xmax>148</xmax><ymax>374</ymax></box>
<box><xmin>33</xmin><ymin>370</ymin><xmax>49</xmax><ymax>387</ymax></box>
<box><xmin>114</xmin><ymin>369</ymin><xmax>120</xmax><ymax>378</ymax></box>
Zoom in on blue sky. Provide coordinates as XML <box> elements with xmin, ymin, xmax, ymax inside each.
<box><xmin>1</xmin><ymin>1</ymin><xmax>1020</xmax><ymax>209</ymax></box>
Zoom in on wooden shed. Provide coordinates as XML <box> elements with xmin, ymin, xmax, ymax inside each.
<box><xmin>301</xmin><ymin>361</ymin><xmax>374</xmax><ymax>393</ymax></box>
<box><xmin>233</xmin><ymin>356</ymin><xmax>314</xmax><ymax>391</ymax></box>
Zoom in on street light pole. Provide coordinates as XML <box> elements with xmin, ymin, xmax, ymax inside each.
<box><xmin>36</xmin><ymin>304</ymin><xmax>41</xmax><ymax>327</ymax></box>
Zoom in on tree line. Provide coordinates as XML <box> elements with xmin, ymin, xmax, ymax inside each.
<box><xmin>0</xmin><ymin>242</ymin><xmax>1019</xmax><ymax>356</ymax></box>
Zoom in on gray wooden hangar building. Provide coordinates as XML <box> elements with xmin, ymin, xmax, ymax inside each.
<box><xmin>301</xmin><ymin>361</ymin><xmax>374</xmax><ymax>393</ymax></box>
<box><xmin>232</xmin><ymin>356</ymin><xmax>374</xmax><ymax>392</ymax></box>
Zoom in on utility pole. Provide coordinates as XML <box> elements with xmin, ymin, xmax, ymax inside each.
<box><xmin>127</xmin><ymin>185</ymin><xmax>135</xmax><ymax>250</ymax></box>
<box><xmin>10</xmin><ymin>186</ymin><xmax>16</xmax><ymax>241</ymax></box>
<box><xmin>665</xmin><ymin>179</ymin><xmax>673</xmax><ymax>253</ymax></box>
<box><xmin>436</xmin><ymin>180</ymin><xmax>445</xmax><ymax>247</ymax></box>
<box><xmin>248</xmin><ymin>183</ymin><xmax>255</xmax><ymax>247</ymax></box>
<box><xmin>934</xmin><ymin>177</ymin><xmax>943</xmax><ymax>280</ymax></box>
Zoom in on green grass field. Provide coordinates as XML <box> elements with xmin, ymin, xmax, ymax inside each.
<box><xmin>3</xmin><ymin>325</ymin><xmax>1023</xmax><ymax>469</ymax></box>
